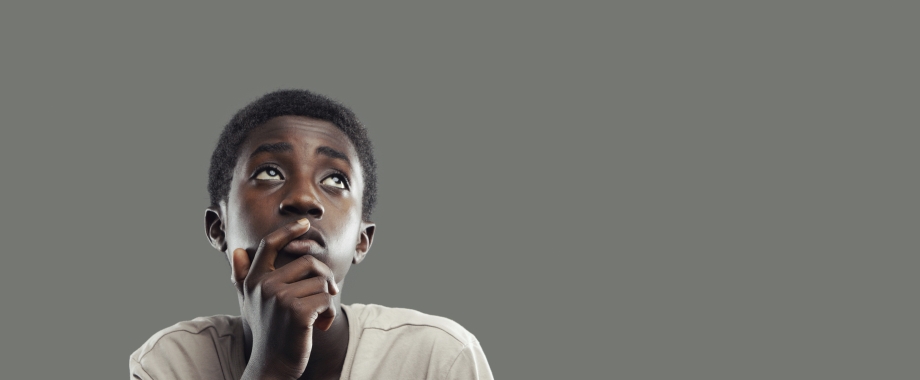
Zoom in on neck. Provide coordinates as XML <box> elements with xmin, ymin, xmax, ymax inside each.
<box><xmin>242</xmin><ymin>298</ymin><xmax>350</xmax><ymax>380</ymax></box>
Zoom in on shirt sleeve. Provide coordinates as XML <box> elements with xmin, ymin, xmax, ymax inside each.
<box><xmin>130</xmin><ymin>355</ymin><xmax>153</xmax><ymax>380</ymax></box>
<box><xmin>128</xmin><ymin>328</ymin><xmax>237</xmax><ymax>380</ymax></box>
<box><xmin>445</xmin><ymin>340</ymin><xmax>494</xmax><ymax>380</ymax></box>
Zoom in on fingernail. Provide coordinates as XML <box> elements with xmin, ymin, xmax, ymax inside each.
<box><xmin>297</xmin><ymin>218</ymin><xmax>309</xmax><ymax>226</ymax></box>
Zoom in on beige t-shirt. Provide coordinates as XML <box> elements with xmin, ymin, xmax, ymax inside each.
<box><xmin>130</xmin><ymin>303</ymin><xmax>493</xmax><ymax>380</ymax></box>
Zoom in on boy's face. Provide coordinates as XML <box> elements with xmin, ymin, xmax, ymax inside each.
<box><xmin>206</xmin><ymin>115</ymin><xmax>375</xmax><ymax>290</ymax></box>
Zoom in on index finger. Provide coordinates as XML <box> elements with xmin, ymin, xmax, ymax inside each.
<box><xmin>249</xmin><ymin>218</ymin><xmax>311</xmax><ymax>276</ymax></box>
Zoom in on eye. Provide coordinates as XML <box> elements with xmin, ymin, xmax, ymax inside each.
<box><xmin>254</xmin><ymin>167</ymin><xmax>284</xmax><ymax>181</ymax></box>
<box><xmin>321</xmin><ymin>174</ymin><xmax>349</xmax><ymax>189</ymax></box>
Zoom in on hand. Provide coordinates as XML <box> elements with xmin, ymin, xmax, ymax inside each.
<box><xmin>231</xmin><ymin>218</ymin><xmax>339</xmax><ymax>380</ymax></box>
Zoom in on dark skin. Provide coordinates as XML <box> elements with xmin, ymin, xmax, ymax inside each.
<box><xmin>205</xmin><ymin>116</ymin><xmax>376</xmax><ymax>380</ymax></box>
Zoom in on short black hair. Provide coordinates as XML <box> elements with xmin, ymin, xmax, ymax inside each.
<box><xmin>208</xmin><ymin>89</ymin><xmax>377</xmax><ymax>221</ymax></box>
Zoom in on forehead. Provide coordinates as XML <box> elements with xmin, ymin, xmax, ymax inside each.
<box><xmin>238</xmin><ymin>115</ymin><xmax>358</xmax><ymax>160</ymax></box>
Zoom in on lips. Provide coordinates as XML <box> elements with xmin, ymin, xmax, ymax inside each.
<box><xmin>281</xmin><ymin>227</ymin><xmax>326</xmax><ymax>256</ymax></box>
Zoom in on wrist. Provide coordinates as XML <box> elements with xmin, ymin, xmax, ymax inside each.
<box><xmin>240</xmin><ymin>357</ymin><xmax>302</xmax><ymax>380</ymax></box>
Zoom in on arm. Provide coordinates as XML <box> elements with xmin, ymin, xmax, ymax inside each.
<box><xmin>232</xmin><ymin>219</ymin><xmax>339</xmax><ymax>380</ymax></box>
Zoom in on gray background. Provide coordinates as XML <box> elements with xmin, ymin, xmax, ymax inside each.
<box><xmin>0</xmin><ymin>2</ymin><xmax>916</xmax><ymax>379</ymax></box>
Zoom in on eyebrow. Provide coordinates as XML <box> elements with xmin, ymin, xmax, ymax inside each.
<box><xmin>249</xmin><ymin>142</ymin><xmax>293</xmax><ymax>158</ymax></box>
<box><xmin>316</xmin><ymin>146</ymin><xmax>350</xmax><ymax>165</ymax></box>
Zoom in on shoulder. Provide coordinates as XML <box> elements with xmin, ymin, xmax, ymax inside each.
<box><xmin>130</xmin><ymin>315</ymin><xmax>244</xmax><ymax>380</ymax></box>
<box><xmin>342</xmin><ymin>304</ymin><xmax>493</xmax><ymax>379</ymax></box>
<box><xmin>131</xmin><ymin>315</ymin><xmax>242</xmax><ymax>360</ymax></box>
<box><xmin>345</xmin><ymin>303</ymin><xmax>479</xmax><ymax>348</ymax></box>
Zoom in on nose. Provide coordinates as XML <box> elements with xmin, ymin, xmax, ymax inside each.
<box><xmin>279</xmin><ymin>180</ymin><xmax>324</xmax><ymax>219</ymax></box>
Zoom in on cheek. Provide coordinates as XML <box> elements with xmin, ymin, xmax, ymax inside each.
<box><xmin>325</xmin><ymin>211</ymin><xmax>364</xmax><ymax>276</ymax></box>
<box><xmin>226</xmin><ymin>194</ymin><xmax>276</xmax><ymax>249</ymax></box>
<box><xmin>326</xmin><ymin>219</ymin><xmax>360</xmax><ymax>251</ymax></box>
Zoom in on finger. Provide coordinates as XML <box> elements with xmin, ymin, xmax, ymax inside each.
<box><xmin>271</xmin><ymin>255</ymin><xmax>339</xmax><ymax>295</ymax></box>
<box><xmin>278</xmin><ymin>277</ymin><xmax>329</xmax><ymax>300</ymax></box>
<box><xmin>250</xmin><ymin>218</ymin><xmax>311</xmax><ymax>276</ymax></box>
<box><xmin>230</xmin><ymin>248</ymin><xmax>251</xmax><ymax>293</ymax></box>
<box><xmin>293</xmin><ymin>293</ymin><xmax>337</xmax><ymax>331</ymax></box>
<box><xmin>314</xmin><ymin>304</ymin><xmax>336</xmax><ymax>332</ymax></box>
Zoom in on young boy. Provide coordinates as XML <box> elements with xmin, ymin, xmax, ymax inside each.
<box><xmin>130</xmin><ymin>90</ymin><xmax>493</xmax><ymax>380</ymax></box>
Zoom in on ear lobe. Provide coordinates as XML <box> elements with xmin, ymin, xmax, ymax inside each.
<box><xmin>353</xmin><ymin>222</ymin><xmax>376</xmax><ymax>265</ymax></box>
<box><xmin>205</xmin><ymin>207</ymin><xmax>228</xmax><ymax>252</ymax></box>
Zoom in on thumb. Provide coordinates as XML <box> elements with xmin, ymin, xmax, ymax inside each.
<box><xmin>231</xmin><ymin>248</ymin><xmax>251</xmax><ymax>292</ymax></box>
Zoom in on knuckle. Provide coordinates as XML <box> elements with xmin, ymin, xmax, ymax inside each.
<box><xmin>298</xmin><ymin>254</ymin><xmax>317</xmax><ymax>267</ymax></box>
<box><xmin>259</xmin><ymin>285</ymin><xmax>271</xmax><ymax>299</ymax></box>
<box><xmin>257</xmin><ymin>238</ymin><xmax>270</xmax><ymax>251</ymax></box>
<box><xmin>318</xmin><ymin>277</ymin><xmax>330</xmax><ymax>293</ymax></box>
<box><xmin>291</xmin><ymin>299</ymin><xmax>314</xmax><ymax>327</ymax></box>
<box><xmin>319</xmin><ymin>263</ymin><xmax>334</xmax><ymax>280</ymax></box>
<box><xmin>242</xmin><ymin>278</ymin><xmax>256</xmax><ymax>292</ymax></box>
<box><xmin>260</xmin><ymin>279</ymin><xmax>279</xmax><ymax>297</ymax></box>
<box><xmin>275</xmin><ymin>287</ymin><xmax>290</xmax><ymax>302</ymax></box>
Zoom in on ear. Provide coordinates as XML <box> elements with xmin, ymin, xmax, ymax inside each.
<box><xmin>205</xmin><ymin>206</ymin><xmax>228</xmax><ymax>252</ymax></box>
<box><xmin>353</xmin><ymin>222</ymin><xmax>376</xmax><ymax>264</ymax></box>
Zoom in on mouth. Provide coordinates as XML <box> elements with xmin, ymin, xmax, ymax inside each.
<box><xmin>280</xmin><ymin>227</ymin><xmax>326</xmax><ymax>256</ymax></box>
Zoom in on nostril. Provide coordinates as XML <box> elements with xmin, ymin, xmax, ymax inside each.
<box><xmin>279</xmin><ymin>204</ymin><xmax>301</xmax><ymax>215</ymax></box>
<box><xmin>308</xmin><ymin>207</ymin><xmax>323</xmax><ymax>219</ymax></box>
